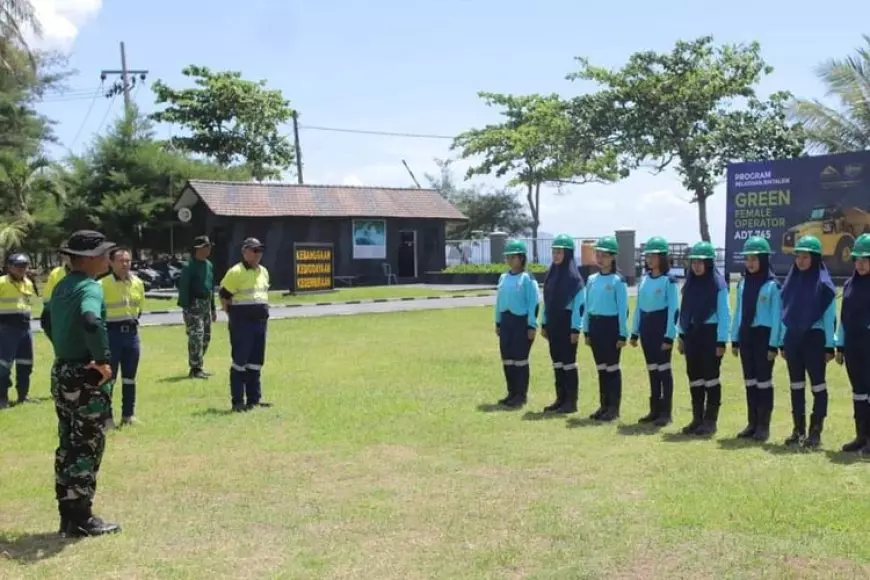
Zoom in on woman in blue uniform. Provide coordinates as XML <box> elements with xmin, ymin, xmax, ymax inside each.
<box><xmin>729</xmin><ymin>236</ymin><xmax>781</xmax><ymax>442</ymax></box>
<box><xmin>494</xmin><ymin>240</ymin><xmax>539</xmax><ymax>409</ymax></box>
<box><xmin>541</xmin><ymin>234</ymin><xmax>584</xmax><ymax>414</ymax></box>
<box><xmin>835</xmin><ymin>233</ymin><xmax>870</xmax><ymax>453</ymax></box>
<box><xmin>629</xmin><ymin>236</ymin><xmax>679</xmax><ymax>426</ymax></box>
<box><xmin>677</xmin><ymin>241</ymin><xmax>730</xmax><ymax>436</ymax></box>
<box><xmin>583</xmin><ymin>236</ymin><xmax>628</xmax><ymax>422</ymax></box>
<box><xmin>779</xmin><ymin>234</ymin><xmax>836</xmax><ymax>449</ymax></box>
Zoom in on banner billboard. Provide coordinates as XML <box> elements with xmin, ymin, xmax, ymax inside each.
<box><xmin>725</xmin><ymin>151</ymin><xmax>870</xmax><ymax>276</ymax></box>
<box><xmin>293</xmin><ymin>243</ymin><xmax>334</xmax><ymax>292</ymax></box>
<box><xmin>352</xmin><ymin>219</ymin><xmax>386</xmax><ymax>259</ymax></box>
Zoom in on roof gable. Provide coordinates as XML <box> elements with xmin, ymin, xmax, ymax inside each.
<box><xmin>176</xmin><ymin>180</ymin><xmax>467</xmax><ymax>221</ymax></box>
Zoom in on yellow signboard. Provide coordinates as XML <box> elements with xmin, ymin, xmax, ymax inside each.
<box><xmin>293</xmin><ymin>243</ymin><xmax>334</xmax><ymax>292</ymax></box>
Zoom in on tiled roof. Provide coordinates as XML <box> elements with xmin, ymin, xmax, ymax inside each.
<box><xmin>179</xmin><ymin>180</ymin><xmax>467</xmax><ymax>220</ymax></box>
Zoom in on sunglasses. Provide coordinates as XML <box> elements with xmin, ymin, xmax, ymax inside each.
<box><xmin>248</xmin><ymin>247</ymin><xmax>263</xmax><ymax>253</ymax></box>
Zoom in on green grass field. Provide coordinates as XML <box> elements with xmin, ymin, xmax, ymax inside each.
<box><xmin>27</xmin><ymin>286</ymin><xmax>495</xmax><ymax>318</ymax></box>
<box><xmin>1</xmin><ymin>305</ymin><xmax>869</xmax><ymax>579</ymax></box>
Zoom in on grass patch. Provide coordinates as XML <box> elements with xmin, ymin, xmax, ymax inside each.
<box><xmin>1</xmin><ymin>307</ymin><xmax>868</xmax><ymax>578</ymax></box>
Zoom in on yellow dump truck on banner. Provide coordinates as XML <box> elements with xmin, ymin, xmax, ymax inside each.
<box><xmin>293</xmin><ymin>243</ymin><xmax>334</xmax><ymax>292</ymax></box>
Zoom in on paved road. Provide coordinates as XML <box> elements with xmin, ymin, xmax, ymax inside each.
<box><xmin>30</xmin><ymin>285</ymin><xmax>642</xmax><ymax>332</ymax></box>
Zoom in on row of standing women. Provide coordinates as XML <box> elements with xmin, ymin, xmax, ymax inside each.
<box><xmin>493</xmin><ymin>232</ymin><xmax>870</xmax><ymax>454</ymax></box>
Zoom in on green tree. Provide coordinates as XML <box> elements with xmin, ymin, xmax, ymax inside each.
<box><xmin>791</xmin><ymin>34</ymin><xmax>870</xmax><ymax>153</ymax></box>
<box><xmin>569</xmin><ymin>36</ymin><xmax>806</xmax><ymax>242</ymax></box>
<box><xmin>425</xmin><ymin>158</ymin><xmax>533</xmax><ymax>238</ymax></box>
<box><xmin>452</xmin><ymin>92</ymin><xmax>622</xmax><ymax>260</ymax></box>
<box><xmin>150</xmin><ymin>65</ymin><xmax>296</xmax><ymax>181</ymax></box>
<box><xmin>0</xmin><ymin>0</ymin><xmax>42</xmax><ymax>69</ymax></box>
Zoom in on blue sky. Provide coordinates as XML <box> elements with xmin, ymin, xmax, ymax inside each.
<box><xmin>30</xmin><ymin>0</ymin><xmax>870</xmax><ymax>245</ymax></box>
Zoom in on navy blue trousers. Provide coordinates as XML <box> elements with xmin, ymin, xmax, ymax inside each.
<box><xmin>683</xmin><ymin>323</ymin><xmax>722</xmax><ymax>418</ymax></box>
<box><xmin>498</xmin><ymin>312</ymin><xmax>533</xmax><ymax>402</ymax></box>
<box><xmin>738</xmin><ymin>326</ymin><xmax>775</xmax><ymax>426</ymax></box>
<box><xmin>588</xmin><ymin>315</ymin><xmax>622</xmax><ymax>412</ymax></box>
<box><xmin>108</xmin><ymin>324</ymin><xmax>141</xmax><ymax>418</ymax></box>
<box><xmin>0</xmin><ymin>324</ymin><xmax>33</xmax><ymax>402</ymax></box>
<box><xmin>842</xmin><ymin>328</ymin><xmax>870</xmax><ymax>425</ymax></box>
<box><xmin>229</xmin><ymin>317</ymin><xmax>268</xmax><ymax>406</ymax></box>
<box><xmin>639</xmin><ymin>309</ymin><xmax>674</xmax><ymax>411</ymax></box>
<box><xmin>784</xmin><ymin>329</ymin><xmax>828</xmax><ymax>420</ymax></box>
<box><xmin>546</xmin><ymin>310</ymin><xmax>579</xmax><ymax>406</ymax></box>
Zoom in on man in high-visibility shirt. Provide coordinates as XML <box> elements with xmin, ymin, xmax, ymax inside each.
<box><xmin>0</xmin><ymin>253</ymin><xmax>37</xmax><ymax>409</ymax></box>
<box><xmin>219</xmin><ymin>237</ymin><xmax>271</xmax><ymax>412</ymax></box>
<box><xmin>100</xmin><ymin>247</ymin><xmax>145</xmax><ymax>427</ymax></box>
<box><xmin>40</xmin><ymin>248</ymin><xmax>70</xmax><ymax>336</ymax></box>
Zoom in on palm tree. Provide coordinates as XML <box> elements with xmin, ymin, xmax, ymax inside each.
<box><xmin>791</xmin><ymin>34</ymin><xmax>870</xmax><ymax>154</ymax></box>
<box><xmin>0</xmin><ymin>0</ymin><xmax>42</xmax><ymax>70</ymax></box>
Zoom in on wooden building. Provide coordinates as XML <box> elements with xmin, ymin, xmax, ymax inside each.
<box><xmin>172</xmin><ymin>180</ymin><xmax>467</xmax><ymax>288</ymax></box>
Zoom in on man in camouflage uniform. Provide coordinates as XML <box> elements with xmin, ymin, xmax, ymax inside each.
<box><xmin>43</xmin><ymin>230</ymin><xmax>120</xmax><ymax>537</ymax></box>
<box><xmin>178</xmin><ymin>235</ymin><xmax>217</xmax><ymax>379</ymax></box>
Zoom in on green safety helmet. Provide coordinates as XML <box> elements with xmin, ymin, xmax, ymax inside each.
<box><xmin>852</xmin><ymin>233</ymin><xmax>870</xmax><ymax>258</ymax></box>
<box><xmin>594</xmin><ymin>235</ymin><xmax>619</xmax><ymax>254</ymax></box>
<box><xmin>795</xmin><ymin>234</ymin><xmax>822</xmax><ymax>254</ymax></box>
<box><xmin>551</xmin><ymin>234</ymin><xmax>576</xmax><ymax>251</ymax></box>
<box><xmin>740</xmin><ymin>236</ymin><xmax>772</xmax><ymax>255</ymax></box>
<box><xmin>643</xmin><ymin>236</ymin><xmax>669</xmax><ymax>254</ymax></box>
<box><xmin>688</xmin><ymin>241</ymin><xmax>716</xmax><ymax>260</ymax></box>
<box><xmin>504</xmin><ymin>239</ymin><xmax>528</xmax><ymax>255</ymax></box>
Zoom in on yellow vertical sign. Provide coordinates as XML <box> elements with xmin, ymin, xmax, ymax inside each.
<box><xmin>294</xmin><ymin>243</ymin><xmax>334</xmax><ymax>292</ymax></box>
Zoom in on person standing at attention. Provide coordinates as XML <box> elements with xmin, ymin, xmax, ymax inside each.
<box><xmin>48</xmin><ymin>230</ymin><xmax>120</xmax><ymax>537</ymax></box>
<box><xmin>677</xmin><ymin>241</ymin><xmax>730</xmax><ymax>436</ymax></box>
<box><xmin>729</xmin><ymin>236</ymin><xmax>781</xmax><ymax>442</ymax></box>
<box><xmin>779</xmin><ymin>234</ymin><xmax>836</xmax><ymax>449</ymax></box>
<box><xmin>494</xmin><ymin>240</ymin><xmax>539</xmax><ymax>409</ymax></box>
<box><xmin>540</xmin><ymin>235</ymin><xmax>584</xmax><ymax>414</ymax></box>
<box><xmin>629</xmin><ymin>236</ymin><xmax>679</xmax><ymax>426</ymax></box>
<box><xmin>0</xmin><ymin>253</ymin><xmax>37</xmax><ymax>409</ymax></box>
<box><xmin>178</xmin><ymin>235</ymin><xmax>217</xmax><ymax>379</ymax></box>
<box><xmin>583</xmin><ymin>235</ymin><xmax>628</xmax><ymax>422</ymax></box>
<box><xmin>835</xmin><ymin>233</ymin><xmax>870</xmax><ymax>453</ymax></box>
<box><xmin>101</xmin><ymin>248</ymin><xmax>145</xmax><ymax>427</ymax></box>
<box><xmin>219</xmin><ymin>237</ymin><xmax>271</xmax><ymax>412</ymax></box>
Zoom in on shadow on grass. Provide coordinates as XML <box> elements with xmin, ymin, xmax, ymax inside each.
<box><xmin>660</xmin><ymin>431</ymin><xmax>700</xmax><ymax>443</ymax></box>
<box><xmin>565</xmin><ymin>417</ymin><xmax>604</xmax><ymax>428</ymax></box>
<box><xmin>716</xmin><ymin>437</ymin><xmax>762</xmax><ymax>451</ymax></box>
<box><xmin>761</xmin><ymin>442</ymin><xmax>813</xmax><ymax>456</ymax></box>
<box><xmin>476</xmin><ymin>403</ymin><xmax>523</xmax><ymax>413</ymax></box>
<box><xmin>825</xmin><ymin>450</ymin><xmax>868</xmax><ymax>465</ymax></box>
<box><xmin>13</xmin><ymin>396</ymin><xmax>53</xmax><ymax>405</ymax></box>
<box><xmin>191</xmin><ymin>407</ymin><xmax>235</xmax><ymax>417</ymax></box>
<box><xmin>521</xmin><ymin>411</ymin><xmax>572</xmax><ymax>421</ymax></box>
<box><xmin>617</xmin><ymin>422</ymin><xmax>663</xmax><ymax>436</ymax></box>
<box><xmin>156</xmin><ymin>375</ymin><xmax>192</xmax><ymax>384</ymax></box>
<box><xmin>0</xmin><ymin>531</ymin><xmax>79</xmax><ymax>563</ymax></box>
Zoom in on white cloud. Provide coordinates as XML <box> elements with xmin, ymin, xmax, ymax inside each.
<box><xmin>24</xmin><ymin>0</ymin><xmax>102</xmax><ymax>50</ymax></box>
<box><xmin>342</xmin><ymin>174</ymin><xmax>364</xmax><ymax>186</ymax></box>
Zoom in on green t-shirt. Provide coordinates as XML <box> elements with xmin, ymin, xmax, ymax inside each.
<box><xmin>49</xmin><ymin>271</ymin><xmax>111</xmax><ymax>362</ymax></box>
<box><xmin>177</xmin><ymin>258</ymin><xmax>215</xmax><ymax>309</ymax></box>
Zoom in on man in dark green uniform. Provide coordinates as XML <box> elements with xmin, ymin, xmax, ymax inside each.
<box><xmin>178</xmin><ymin>235</ymin><xmax>217</xmax><ymax>379</ymax></box>
<box><xmin>47</xmin><ymin>230</ymin><xmax>121</xmax><ymax>537</ymax></box>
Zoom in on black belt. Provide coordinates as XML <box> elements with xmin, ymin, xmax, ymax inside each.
<box><xmin>107</xmin><ymin>321</ymin><xmax>138</xmax><ymax>333</ymax></box>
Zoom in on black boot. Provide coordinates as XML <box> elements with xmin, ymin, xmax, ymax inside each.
<box><xmin>841</xmin><ymin>401</ymin><xmax>867</xmax><ymax>452</ymax></box>
<box><xmin>695</xmin><ymin>386</ymin><xmax>720</xmax><ymax>436</ymax></box>
<box><xmin>65</xmin><ymin>500</ymin><xmax>121</xmax><ymax>537</ymax></box>
<box><xmin>803</xmin><ymin>415</ymin><xmax>824</xmax><ymax>449</ymax></box>
<box><xmin>557</xmin><ymin>369</ymin><xmax>578</xmax><ymax>414</ymax></box>
<box><xmin>589</xmin><ymin>375</ymin><xmax>606</xmax><ymax>419</ymax></box>
<box><xmin>784</xmin><ymin>412</ymin><xmax>806</xmax><ymax>446</ymax></box>
<box><xmin>498</xmin><ymin>365</ymin><xmax>514</xmax><ymax>406</ymax></box>
<box><xmin>654</xmin><ymin>376</ymin><xmax>674</xmax><ymax>427</ymax></box>
<box><xmin>599</xmin><ymin>375</ymin><xmax>621</xmax><ymax>422</ymax></box>
<box><xmin>638</xmin><ymin>397</ymin><xmax>658</xmax><ymax>423</ymax></box>
<box><xmin>752</xmin><ymin>389</ymin><xmax>772</xmax><ymax>442</ymax></box>
<box><xmin>544</xmin><ymin>370</ymin><xmax>564</xmax><ymax>412</ymax></box>
<box><xmin>736</xmin><ymin>386</ymin><xmax>757</xmax><ymax>439</ymax></box>
<box><xmin>681</xmin><ymin>387</ymin><xmax>704</xmax><ymax>435</ymax></box>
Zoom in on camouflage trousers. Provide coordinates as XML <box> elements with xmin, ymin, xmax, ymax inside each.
<box><xmin>52</xmin><ymin>360</ymin><xmax>113</xmax><ymax>503</ymax></box>
<box><xmin>183</xmin><ymin>299</ymin><xmax>212</xmax><ymax>370</ymax></box>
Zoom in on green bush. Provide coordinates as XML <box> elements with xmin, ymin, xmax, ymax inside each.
<box><xmin>441</xmin><ymin>263</ymin><xmax>548</xmax><ymax>274</ymax></box>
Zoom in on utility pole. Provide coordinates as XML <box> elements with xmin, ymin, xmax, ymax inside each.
<box><xmin>292</xmin><ymin>110</ymin><xmax>303</xmax><ymax>184</ymax></box>
<box><xmin>101</xmin><ymin>41</ymin><xmax>148</xmax><ymax>115</ymax></box>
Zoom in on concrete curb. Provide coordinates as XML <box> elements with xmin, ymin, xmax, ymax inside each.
<box><xmin>29</xmin><ymin>292</ymin><xmax>497</xmax><ymax>321</ymax></box>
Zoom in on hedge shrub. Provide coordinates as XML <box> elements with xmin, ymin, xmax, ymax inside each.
<box><xmin>441</xmin><ymin>263</ymin><xmax>548</xmax><ymax>274</ymax></box>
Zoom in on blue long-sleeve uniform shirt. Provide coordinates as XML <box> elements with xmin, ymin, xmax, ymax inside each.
<box><xmin>630</xmin><ymin>273</ymin><xmax>679</xmax><ymax>342</ymax></box>
<box><xmin>782</xmin><ymin>301</ymin><xmax>837</xmax><ymax>351</ymax></box>
<box><xmin>494</xmin><ymin>271</ymin><xmax>539</xmax><ymax>329</ymax></box>
<box><xmin>730</xmin><ymin>279</ymin><xmax>782</xmax><ymax>350</ymax></box>
<box><xmin>542</xmin><ymin>288</ymin><xmax>585</xmax><ymax>332</ymax></box>
<box><xmin>582</xmin><ymin>272</ymin><xmax>629</xmax><ymax>340</ymax></box>
<box><xmin>679</xmin><ymin>287</ymin><xmax>731</xmax><ymax>346</ymax></box>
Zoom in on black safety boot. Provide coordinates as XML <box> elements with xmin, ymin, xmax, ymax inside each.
<box><xmin>784</xmin><ymin>412</ymin><xmax>806</xmax><ymax>446</ymax></box>
<box><xmin>841</xmin><ymin>404</ymin><xmax>866</xmax><ymax>452</ymax></box>
<box><xmin>189</xmin><ymin>368</ymin><xmax>209</xmax><ymax>379</ymax></box>
<box><xmin>803</xmin><ymin>415</ymin><xmax>824</xmax><ymax>449</ymax></box>
<box><xmin>638</xmin><ymin>397</ymin><xmax>659</xmax><ymax>424</ymax></box>
<box><xmin>681</xmin><ymin>388</ymin><xmax>704</xmax><ymax>435</ymax></box>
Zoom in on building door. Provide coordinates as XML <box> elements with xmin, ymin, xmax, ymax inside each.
<box><xmin>397</xmin><ymin>230</ymin><xmax>417</xmax><ymax>278</ymax></box>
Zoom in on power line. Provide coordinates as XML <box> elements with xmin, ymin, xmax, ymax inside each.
<box><xmin>67</xmin><ymin>86</ymin><xmax>103</xmax><ymax>152</ymax></box>
<box><xmin>298</xmin><ymin>124</ymin><xmax>455</xmax><ymax>140</ymax></box>
<box><xmin>93</xmin><ymin>94</ymin><xmax>117</xmax><ymax>136</ymax></box>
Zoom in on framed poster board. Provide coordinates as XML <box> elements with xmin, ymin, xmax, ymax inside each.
<box><xmin>352</xmin><ymin>219</ymin><xmax>386</xmax><ymax>259</ymax></box>
<box><xmin>293</xmin><ymin>243</ymin><xmax>334</xmax><ymax>292</ymax></box>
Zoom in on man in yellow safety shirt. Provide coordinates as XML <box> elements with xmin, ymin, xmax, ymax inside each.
<box><xmin>100</xmin><ymin>247</ymin><xmax>145</xmax><ymax>427</ymax></box>
<box><xmin>219</xmin><ymin>237</ymin><xmax>271</xmax><ymax>412</ymax></box>
<box><xmin>0</xmin><ymin>253</ymin><xmax>37</xmax><ymax>409</ymax></box>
